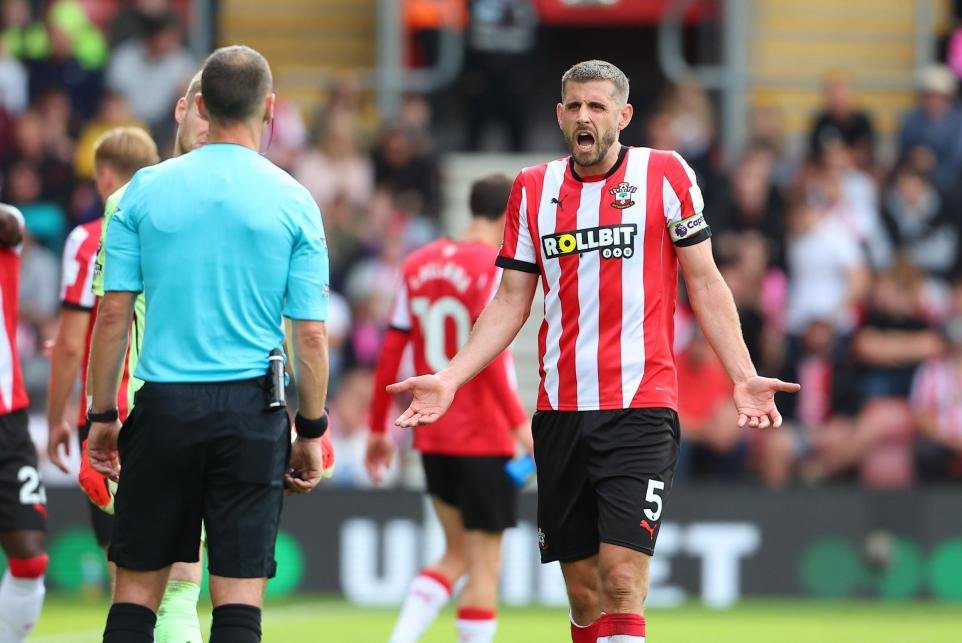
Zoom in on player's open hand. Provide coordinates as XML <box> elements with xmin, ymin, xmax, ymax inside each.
<box><xmin>285</xmin><ymin>435</ymin><xmax>324</xmax><ymax>494</ymax></box>
<box><xmin>46</xmin><ymin>417</ymin><xmax>72</xmax><ymax>473</ymax></box>
<box><xmin>388</xmin><ymin>374</ymin><xmax>457</xmax><ymax>428</ymax></box>
<box><xmin>733</xmin><ymin>376</ymin><xmax>801</xmax><ymax>429</ymax></box>
<box><xmin>88</xmin><ymin>420</ymin><xmax>122</xmax><ymax>481</ymax></box>
<box><xmin>365</xmin><ymin>433</ymin><xmax>395</xmax><ymax>485</ymax></box>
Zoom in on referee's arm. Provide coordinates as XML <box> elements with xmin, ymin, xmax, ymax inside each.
<box><xmin>291</xmin><ymin>320</ymin><xmax>328</xmax><ymax>420</ymax></box>
<box><xmin>283</xmin><ymin>197</ymin><xmax>331</xmax><ymax>492</ymax></box>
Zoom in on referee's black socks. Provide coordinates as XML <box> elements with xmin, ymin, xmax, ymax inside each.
<box><xmin>103</xmin><ymin>603</ymin><xmax>156</xmax><ymax>642</ymax></box>
<box><xmin>210</xmin><ymin>603</ymin><xmax>262</xmax><ymax>643</ymax></box>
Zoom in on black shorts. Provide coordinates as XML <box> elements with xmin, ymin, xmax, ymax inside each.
<box><xmin>108</xmin><ymin>378</ymin><xmax>289</xmax><ymax>578</ymax></box>
<box><xmin>78</xmin><ymin>421</ymin><xmax>114</xmax><ymax>548</ymax></box>
<box><xmin>422</xmin><ymin>454</ymin><xmax>518</xmax><ymax>533</ymax></box>
<box><xmin>533</xmin><ymin>408</ymin><xmax>679</xmax><ymax>563</ymax></box>
<box><xmin>0</xmin><ymin>410</ymin><xmax>47</xmax><ymax>534</ymax></box>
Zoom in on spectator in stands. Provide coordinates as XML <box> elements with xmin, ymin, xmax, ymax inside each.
<box><xmin>808</xmin><ymin>136</ymin><xmax>889</xmax><ymax>268</ymax></box>
<box><xmin>461</xmin><ymin>0</ymin><xmax>537</xmax><ymax>151</ymax></box>
<box><xmin>295</xmin><ymin>109</ymin><xmax>374</xmax><ymax>211</ymax></box>
<box><xmin>328</xmin><ymin>368</ymin><xmax>380</xmax><ymax>487</ymax></box>
<box><xmin>34</xmin><ymin>88</ymin><xmax>78</xmax><ymax>162</ymax></box>
<box><xmin>898</xmin><ymin>64</ymin><xmax>962</xmax><ymax>192</ymax></box>
<box><xmin>809</xmin><ymin>264</ymin><xmax>944</xmax><ymax>486</ymax></box>
<box><xmin>73</xmin><ymin>91</ymin><xmax>143</xmax><ymax>180</ymax></box>
<box><xmin>373</xmin><ymin>125</ymin><xmax>441</xmax><ymax>218</ymax></box>
<box><xmin>809</xmin><ymin>70</ymin><xmax>876</xmax><ymax>169</ymax></box>
<box><xmin>785</xmin><ymin>201</ymin><xmax>870</xmax><ymax>339</ymax></box>
<box><xmin>9</xmin><ymin>109</ymin><xmax>74</xmax><ymax>213</ymax></box>
<box><xmin>714</xmin><ymin>232</ymin><xmax>770</xmax><ymax>367</ymax></box>
<box><xmin>881</xmin><ymin>164</ymin><xmax>958</xmax><ymax>281</ymax></box>
<box><xmin>105</xmin><ymin>10</ymin><xmax>194</xmax><ymax>138</ymax></box>
<box><xmin>911</xmin><ymin>279</ymin><xmax>962</xmax><ymax>481</ymax></box>
<box><xmin>713</xmin><ymin>145</ymin><xmax>787</xmax><ymax>268</ymax></box>
<box><xmin>108</xmin><ymin>0</ymin><xmax>172</xmax><ymax>48</ymax></box>
<box><xmin>27</xmin><ymin>19</ymin><xmax>102</xmax><ymax>120</ymax></box>
<box><xmin>0</xmin><ymin>39</ymin><xmax>27</xmax><ymax>115</ymax></box>
<box><xmin>3</xmin><ymin>0</ymin><xmax>48</xmax><ymax>61</ymax></box>
<box><xmin>911</xmin><ymin>316</ymin><xmax>962</xmax><ymax>481</ymax></box>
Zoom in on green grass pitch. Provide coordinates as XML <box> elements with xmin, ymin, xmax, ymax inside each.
<box><xmin>30</xmin><ymin>596</ymin><xmax>962</xmax><ymax>642</ymax></box>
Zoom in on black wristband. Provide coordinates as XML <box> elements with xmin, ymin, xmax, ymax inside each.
<box><xmin>87</xmin><ymin>408</ymin><xmax>119</xmax><ymax>423</ymax></box>
<box><xmin>294</xmin><ymin>412</ymin><xmax>328</xmax><ymax>438</ymax></box>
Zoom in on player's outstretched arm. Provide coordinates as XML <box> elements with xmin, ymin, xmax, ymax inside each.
<box><xmin>391</xmin><ymin>269</ymin><xmax>538</xmax><ymax>428</ymax></box>
<box><xmin>677</xmin><ymin>239</ymin><xmax>799</xmax><ymax>429</ymax></box>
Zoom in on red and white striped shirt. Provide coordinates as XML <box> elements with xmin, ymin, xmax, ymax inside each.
<box><xmin>497</xmin><ymin>146</ymin><xmax>710</xmax><ymax>411</ymax></box>
<box><xmin>59</xmin><ymin>219</ymin><xmax>103</xmax><ymax>426</ymax></box>
<box><xmin>0</xmin><ymin>206</ymin><xmax>29</xmax><ymax>415</ymax></box>
<box><xmin>371</xmin><ymin>238</ymin><xmax>527</xmax><ymax>456</ymax></box>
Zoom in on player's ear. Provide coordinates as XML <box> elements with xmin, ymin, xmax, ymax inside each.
<box><xmin>618</xmin><ymin>102</ymin><xmax>634</xmax><ymax>131</ymax></box>
<box><xmin>556</xmin><ymin>102</ymin><xmax>564</xmax><ymax>128</ymax></box>
<box><xmin>174</xmin><ymin>97</ymin><xmax>187</xmax><ymax>125</ymax></box>
<box><xmin>264</xmin><ymin>92</ymin><xmax>276</xmax><ymax>124</ymax></box>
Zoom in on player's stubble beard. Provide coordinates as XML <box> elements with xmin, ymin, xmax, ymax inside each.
<box><xmin>566</xmin><ymin>124</ymin><xmax>617</xmax><ymax>170</ymax></box>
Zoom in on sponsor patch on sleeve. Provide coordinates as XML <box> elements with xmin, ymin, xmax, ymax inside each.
<box><xmin>668</xmin><ymin>213</ymin><xmax>710</xmax><ymax>245</ymax></box>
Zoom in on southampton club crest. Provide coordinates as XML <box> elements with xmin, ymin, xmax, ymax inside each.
<box><xmin>609</xmin><ymin>181</ymin><xmax>637</xmax><ymax>209</ymax></box>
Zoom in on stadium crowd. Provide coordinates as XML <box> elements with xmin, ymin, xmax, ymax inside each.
<box><xmin>8</xmin><ymin>0</ymin><xmax>962</xmax><ymax>492</ymax></box>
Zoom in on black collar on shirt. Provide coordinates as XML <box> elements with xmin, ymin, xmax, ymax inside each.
<box><xmin>568</xmin><ymin>145</ymin><xmax>629</xmax><ymax>183</ymax></box>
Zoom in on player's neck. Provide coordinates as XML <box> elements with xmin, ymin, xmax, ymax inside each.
<box><xmin>572</xmin><ymin>143</ymin><xmax>625</xmax><ymax>179</ymax></box>
<box><xmin>207</xmin><ymin>120</ymin><xmax>264</xmax><ymax>152</ymax></box>
<box><xmin>460</xmin><ymin>219</ymin><xmax>501</xmax><ymax>248</ymax></box>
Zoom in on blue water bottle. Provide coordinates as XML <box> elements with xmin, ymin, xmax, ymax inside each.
<box><xmin>505</xmin><ymin>454</ymin><xmax>536</xmax><ymax>487</ymax></box>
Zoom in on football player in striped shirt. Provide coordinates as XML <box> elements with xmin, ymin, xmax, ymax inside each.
<box><xmin>0</xmin><ymin>203</ymin><xmax>47</xmax><ymax>642</ymax></box>
<box><xmin>390</xmin><ymin>60</ymin><xmax>799</xmax><ymax>643</ymax></box>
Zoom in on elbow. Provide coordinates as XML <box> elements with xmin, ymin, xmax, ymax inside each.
<box><xmin>296</xmin><ymin>322</ymin><xmax>328</xmax><ymax>354</ymax></box>
<box><xmin>97</xmin><ymin>302</ymin><xmax>130</xmax><ymax>332</ymax></box>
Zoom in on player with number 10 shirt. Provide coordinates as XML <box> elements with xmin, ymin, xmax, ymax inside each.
<box><xmin>367</xmin><ymin>174</ymin><xmax>531</xmax><ymax>643</ymax></box>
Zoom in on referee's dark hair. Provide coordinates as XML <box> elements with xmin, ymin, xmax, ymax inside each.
<box><xmin>469</xmin><ymin>173</ymin><xmax>513</xmax><ymax>221</ymax></box>
<box><xmin>200</xmin><ymin>45</ymin><xmax>273</xmax><ymax>123</ymax></box>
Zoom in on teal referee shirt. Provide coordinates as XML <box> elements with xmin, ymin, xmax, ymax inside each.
<box><xmin>103</xmin><ymin>143</ymin><xmax>328</xmax><ymax>383</ymax></box>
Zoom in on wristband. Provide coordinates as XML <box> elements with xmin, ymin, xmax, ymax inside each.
<box><xmin>87</xmin><ymin>408</ymin><xmax>119</xmax><ymax>423</ymax></box>
<box><xmin>294</xmin><ymin>412</ymin><xmax>328</xmax><ymax>438</ymax></box>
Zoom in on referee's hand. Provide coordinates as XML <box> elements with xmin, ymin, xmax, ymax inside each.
<box><xmin>285</xmin><ymin>436</ymin><xmax>324</xmax><ymax>494</ymax></box>
<box><xmin>88</xmin><ymin>420</ymin><xmax>122</xmax><ymax>481</ymax></box>
<box><xmin>389</xmin><ymin>374</ymin><xmax>457</xmax><ymax>428</ymax></box>
<box><xmin>733</xmin><ymin>376</ymin><xmax>801</xmax><ymax>430</ymax></box>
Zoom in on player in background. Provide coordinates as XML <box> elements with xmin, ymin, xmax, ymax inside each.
<box><xmin>45</xmin><ymin>73</ymin><xmax>208</xmax><ymax>643</ymax></box>
<box><xmin>390</xmin><ymin>60</ymin><xmax>799</xmax><ymax>643</ymax></box>
<box><xmin>367</xmin><ymin>174</ymin><xmax>533</xmax><ymax>643</ymax></box>
<box><xmin>46</xmin><ymin>126</ymin><xmax>159</xmax><ymax>526</ymax></box>
<box><xmin>0</xmin><ymin>204</ymin><xmax>47</xmax><ymax>642</ymax></box>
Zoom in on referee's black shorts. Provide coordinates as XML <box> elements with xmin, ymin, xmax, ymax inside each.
<box><xmin>533</xmin><ymin>407</ymin><xmax>680</xmax><ymax>563</ymax></box>
<box><xmin>108</xmin><ymin>378</ymin><xmax>289</xmax><ymax>578</ymax></box>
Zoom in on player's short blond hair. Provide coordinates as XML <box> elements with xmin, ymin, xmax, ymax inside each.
<box><xmin>93</xmin><ymin>127</ymin><xmax>159</xmax><ymax>181</ymax></box>
<box><xmin>561</xmin><ymin>60</ymin><xmax>630</xmax><ymax>104</ymax></box>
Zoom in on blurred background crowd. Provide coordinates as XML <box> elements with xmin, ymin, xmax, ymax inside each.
<box><xmin>9</xmin><ymin>0</ymin><xmax>962</xmax><ymax>493</ymax></box>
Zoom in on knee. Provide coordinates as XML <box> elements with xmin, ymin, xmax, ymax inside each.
<box><xmin>601</xmin><ymin>564</ymin><xmax>645</xmax><ymax>607</ymax></box>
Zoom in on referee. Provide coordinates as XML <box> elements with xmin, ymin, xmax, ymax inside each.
<box><xmin>87</xmin><ymin>45</ymin><xmax>330</xmax><ymax>643</ymax></box>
